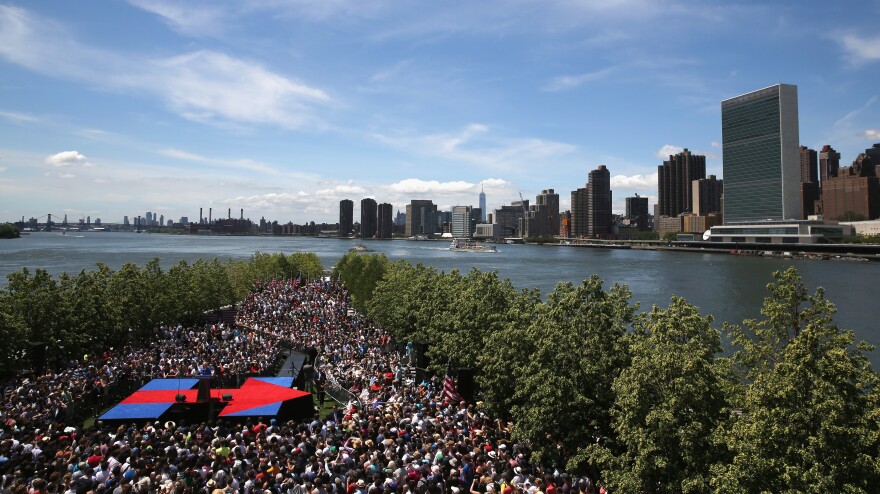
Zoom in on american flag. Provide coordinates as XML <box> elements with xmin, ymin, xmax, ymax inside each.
<box><xmin>443</xmin><ymin>365</ymin><xmax>464</xmax><ymax>403</ymax></box>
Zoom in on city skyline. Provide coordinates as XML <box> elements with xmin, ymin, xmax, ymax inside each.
<box><xmin>1</xmin><ymin>1</ymin><xmax>879</xmax><ymax>223</ymax></box>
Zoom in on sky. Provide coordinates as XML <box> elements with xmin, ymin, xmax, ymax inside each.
<box><xmin>1</xmin><ymin>0</ymin><xmax>879</xmax><ymax>225</ymax></box>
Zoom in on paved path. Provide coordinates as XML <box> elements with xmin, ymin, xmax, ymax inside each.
<box><xmin>277</xmin><ymin>349</ymin><xmax>307</xmax><ymax>379</ymax></box>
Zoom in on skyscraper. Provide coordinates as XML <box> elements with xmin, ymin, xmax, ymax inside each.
<box><xmin>526</xmin><ymin>189</ymin><xmax>560</xmax><ymax>238</ymax></box>
<box><xmin>799</xmin><ymin>146</ymin><xmax>818</xmax><ymax>183</ymax></box>
<box><xmin>405</xmin><ymin>200</ymin><xmax>438</xmax><ymax>236</ymax></box>
<box><xmin>692</xmin><ymin>176</ymin><xmax>724</xmax><ymax>216</ymax></box>
<box><xmin>721</xmin><ymin>84</ymin><xmax>801</xmax><ymax>223</ymax></box>
<box><xmin>570</xmin><ymin>186</ymin><xmax>588</xmax><ymax>237</ymax></box>
<box><xmin>360</xmin><ymin>198</ymin><xmax>377</xmax><ymax>239</ymax></box>
<box><xmin>864</xmin><ymin>143</ymin><xmax>880</xmax><ymax>169</ymax></box>
<box><xmin>800</xmin><ymin>146</ymin><xmax>819</xmax><ymax>218</ymax></box>
<box><xmin>819</xmin><ymin>145</ymin><xmax>841</xmax><ymax>188</ymax></box>
<box><xmin>822</xmin><ymin>153</ymin><xmax>879</xmax><ymax>221</ymax></box>
<box><xmin>625</xmin><ymin>194</ymin><xmax>649</xmax><ymax>231</ymax></box>
<box><xmin>451</xmin><ymin>206</ymin><xmax>473</xmax><ymax>238</ymax></box>
<box><xmin>571</xmin><ymin>165</ymin><xmax>612</xmax><ymax>237</ymax></box>
<box><xmin>377</xmin><ymin>203</ymin><xmax>393</xmax><ymax>239</ymax></box>
<box><xmin>587</xmin><ymin>165</ymin><xmax>612</xmax><ymax>236</ymax></box>
<box><xmin>493</xmin><ymin>201</ymin><xmax>528</xmax><ymax>237</ymax></box>
<box><xmin>339</xmin><ymin>199</ymin><xmax>354</xmax><ymax>237</ymax></box>
<box><xmin>657</xmin><ymin>149</ymin><xmax>706</xmax><ymax>217</ymax></box>
<box><xmin>479</xmin><ymin>184</ymin><xmax>487</xmax><ymax>222</ymax></box>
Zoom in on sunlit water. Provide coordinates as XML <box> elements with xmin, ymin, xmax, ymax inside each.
<box><xmin>3</xmin><ymin>232</ymin><xmax>879</xmax><ymax>366</ymax></box>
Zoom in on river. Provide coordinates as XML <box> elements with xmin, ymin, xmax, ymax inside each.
<box><xmin>3</xmin><ymin>232</ymin><xmax>879</xmax><ymax>366</ymax></box>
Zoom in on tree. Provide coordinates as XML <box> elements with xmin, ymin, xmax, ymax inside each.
<box><xmin>403</xmin><ymin>268</ymin><xmax>464</xmax><ymax>358</ymax></box>
<box><xmin>0</xmin><ymin>293</ymin><xmax>30</xmax><ymax>375</ymax></box>
<box><xmin>0</xmin><ymin>223</ymin><xmax>20</xmax><ymax>239</ymax></box>
<box><xmin>367</xmin><ymin>261</ymin><xmax>444</xmax><ymax>342</ymax></box>
<box><xmin>106</xmin><ymin>262</ymin><xmax>152</xmax><ymax>342</ymax></box>
<box><xmin>1</xmin><ymin>268</ymin><xmax>66</xmax><ymax>360</ymax></box>
<box><xmin>333</xmin><ymin>252</ymin><xmax>390</xmax><ymax>313</ymax></box>
<box><xmin>60</xmin><ymin>265</ymin><xmax>117</xmax><ymax>352</ymax></box>
<box><xmin>288</xmin><ymin>252</ymin><xmax>323</xmax><ymax>280</ymax></box>
<box><xmin>592</xmin><ymin>297</ymin><xmax>729</xmax><ymax>493</ymax></box>
<box><xmin>477</xmin><ymin>286</ymin><xmax>541</xmax><ymax>416</ymax></box>
<box><xmin>425</xmin><ymin>269</ymin><xmax>523</xmax><ymax>371</ymax></box>
<box><xmin>509</xmin><ymin>276</ymin><xmax>636</xmax><ymax>473</ymax></box>
<box><xmin>713</xmin><ymin>268</ymin><xmax>880</xmax><ymax>492</ymax></box>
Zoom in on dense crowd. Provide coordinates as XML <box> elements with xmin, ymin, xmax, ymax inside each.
<box><xmin>0</xmin><ymin>279</ymin><xmax>602</xmax><ymax>494</ymax></box>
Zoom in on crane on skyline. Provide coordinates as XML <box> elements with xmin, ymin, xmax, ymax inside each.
<box><xmin>518</xmin><ymin>192</ymin><xmax>529</xmax><ymax>238</ymax></box>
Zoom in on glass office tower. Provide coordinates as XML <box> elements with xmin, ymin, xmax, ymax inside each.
<box><xmin>721</xmin><ymin>84</ymin><xmax>801</xmax><ymax>223</ymax></box>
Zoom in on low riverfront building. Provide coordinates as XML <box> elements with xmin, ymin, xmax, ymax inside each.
<box><xmin>706</xmin><ymin>220</ymin><xmax>853</xmax><ymax>244</ymax></box>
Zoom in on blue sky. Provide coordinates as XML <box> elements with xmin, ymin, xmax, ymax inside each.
<box><xmin>1</xmin><ymin>0</ymin><xmax>879</xmax><ymax>224</ymax></box>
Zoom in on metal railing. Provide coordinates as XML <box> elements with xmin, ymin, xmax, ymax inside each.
<box><xmin>314</xmin><ymin>353</ymin><xmax>363</xmax><ymax>409</ymax></box>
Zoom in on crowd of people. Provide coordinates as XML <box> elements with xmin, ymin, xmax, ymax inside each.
<box><xmin>0</xmin><ymin>278</ymin><xmax>602</xmax><ymax>494</ymax></box>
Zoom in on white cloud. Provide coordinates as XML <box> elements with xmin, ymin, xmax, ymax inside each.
<box><xmin>378</xmin><ymin>178</ymin><xmax>516</xmax><ymax>213</ymax></box>
<box><xmin>374</xmin><ymin>124</ymin><xmax>575</xmax><ymax>171</ymax></box>
<box><xmin>0</xmin><ymin>7</ymin><xmax>331</xmax><ymax>130</ymax></box>
<box><xmin>388</xmin><ymin>179</ymin><xmax>478</xmax><ymax>195</ymax></box>
<box><xmin>481</xmin><ymin>178</ymin><xmax>508</xmax><ymax>187</ymax></box>
<box><xmin>252</xmin><ymin>0</ymin><xmax>391</xmax><ymax>22</ymax></box>
<box><xmin>75</xmin><ymin>128</ymin><xmax>120</xmax><ymax>141</ymax></box>
<box><xmin>655</xmin><ymin>144</ymin><xmax>683</xmax><ymax>158</ymax></box>
<box><xmin>366</xmin><ymin>0</ymin><xmax>677</xmax><ymax>42</ymax></box>
<box><xmin>370</xmin><ymin>59</ymin><xmax>412</xmax><ymax>82</ymax></box>
<box><xmin>158</xmin><ymin>147</ymin><xmax>282</xmax><ymax>174</ymax></box>
<box><xmin>838</xmin><ymin>33</ymin><xmax>880</xmax><ymax>64</ymax></box>
<box><xmin>41</xmin><ymin>170</ymin><xmax>77</xmax><ymax>179</ymax></box>
<box><xmin>711</xmin><ymin>141</ymin><xmax>721</xmax><ymax>148</ymax></box>
<box><xmin>610</xmin><ymin>172</ymin><xmax>657</xmax><ymax>189</ymax></box>
<box><xmin>127</xmin><ymin>0</ymin><xmax>226</xmax><ymax>37</ymax></box>
<box><xmin>0</xmin><ymin>110</ymin><xmax>38</xmax><ymax>124</ymax></box>
<box><xmin>834</xmin><ymin>96</ymin><xmax>876</xmax><ymax>127</ymax></box>
<box><xmin>862</xmin><ymin>129</ymin><xmax>880</xmax><ymax>140</ymax></box>
<box><xmin>224</xmin><ymin>192</ymin><xmax>315</xmax><ymax>210</ymax></box>
<box><xmin>0</xmin><ymin>166</ymin><xmax>6</xmax><ymax>172</ymax></box>
<box><xmin>543</xmin><ymin>67</ymin><xmax>616</xmax><ymax>92</ymax></box>
<box><xmin>45</xmin><ymin>151</ymin><xmax>93</xmax><ymax>168</ymax></box>
<box><xmin>151</xmin><ymin>51</ymin><xmax>331</xmax><ymax>129</ymax></box>
<box><xmin>314</xmin><ymin>185</ymin><xmax>368</xmax><ymax>196</ymax></box>
<box><xmin>159</xmin><ymin>148</ymin><xmax>207</xmax><ymax>162</ymax></box>
<box><xmin>0</xmin><ymin>6</ymin><xmax>110</xmax><ymax>80</ymax></box>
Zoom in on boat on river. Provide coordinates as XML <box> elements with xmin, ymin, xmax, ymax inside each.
<box><xmin>449</xmin><ymin>238</ymin><xmax>497</xmax><ymax>252</ymax></box>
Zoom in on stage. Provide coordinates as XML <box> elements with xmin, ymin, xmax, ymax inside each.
<box><xmin>99</xmin><ymin>377</ymin><xmax>313</xmax><ymax>423</ymax></box>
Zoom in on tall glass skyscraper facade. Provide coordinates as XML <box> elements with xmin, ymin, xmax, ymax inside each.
<box><xmin>479</xmin><ymin>185</ymin><xmax>487</xmax><ymax>222</ymax></box>
<box><xmin>721</xmin><ymin>84</ymin><xmax>801</xmax><ymax>223</ymax></box>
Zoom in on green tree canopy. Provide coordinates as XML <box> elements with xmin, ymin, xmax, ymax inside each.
<box><xmin>592</xmin><ymin>297</ymin><xmax>729</xmax><ymax>493</ymax></box>
<box><xmin>509</xmin><ymin>276</ymin><xmax>636</xmax><ymax>473</ymax></box>
<box><xmin>0</xmin><ymin>223</ymin><xmax>20</xmax><ymax>239</ymax></box>
<box><xmin>715</xmin><ymin>268</ymin><xmax>880</xmax><ymax>492</ymax></box>
<box><xmin>333</xmin><ymin>252</ymin><xmax>390</xmax><ymax>313</ymax></box>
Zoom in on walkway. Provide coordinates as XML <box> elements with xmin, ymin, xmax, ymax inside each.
<box><xmin>277</xmin><ymin>348</ymin><xmax>308</xmax><ymax>379</ymax></box>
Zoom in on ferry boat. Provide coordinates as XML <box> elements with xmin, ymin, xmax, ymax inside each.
<box><xmin>449</xmin><ymin>238</ymin><xmax>497</xmax><ymax>253</ymax></box>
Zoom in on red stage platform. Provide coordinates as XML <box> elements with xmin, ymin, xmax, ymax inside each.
<box><xmin>100</xmin><ymin>377</ymin><xmax>313</xmax><ymax>422</ymax></box>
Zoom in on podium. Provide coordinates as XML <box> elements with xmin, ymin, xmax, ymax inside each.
<box><xmin>197</xmin><ymin>376</ymin><xmax>212</xmax><ymax>403</ymax></box>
